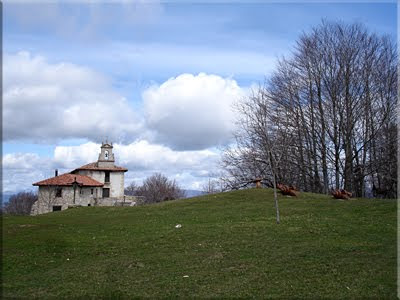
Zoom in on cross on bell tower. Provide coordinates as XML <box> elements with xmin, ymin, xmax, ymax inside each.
<box><xmin>98</xmin><ymin>141</ymin><xmax>115</xmax><ymax>168</ymax></box>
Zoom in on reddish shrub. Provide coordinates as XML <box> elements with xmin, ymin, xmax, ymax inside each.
<box><xmin>277</xmin><ymin>183</ymin><xmax>299</xmax><ymax>197</ymax></box>
<box><xmin>332</xmin><ymin>189</ymin><xmax>352</xmax><ymax>200</ymax></box>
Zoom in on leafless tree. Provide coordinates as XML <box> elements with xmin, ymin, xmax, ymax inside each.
<box><xmin>202</xmin><ymin>178</ymin><xmax>221</xmax><ymax>194</ymax></box>
<box><xmin>134</xmin><ymin>173</ymin><xmax>185</xmax><ymax>204</ymax></box>
<box><xmin>222</xmin><ymin>20</ymin><xmax>397</xmax><ymax>199</ymax></box>
<box><xmin>124</xmin><ymin>182</ymin><xmax>139</xmax><ymax>196</ymax></box>
<box><xmin>3</xmin><ymin>191</ymin><xmax>38</xmax><ymax>215</ymax></box>
<box><xmin>221</xmin><ymin>87</ymin><xmax>292</xmax><ymax>223</ymax></box>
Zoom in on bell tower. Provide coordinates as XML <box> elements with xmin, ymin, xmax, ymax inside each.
<box><xmin>98</xmin><ymin>141</ymin><xmax>115</xmax><ymax>168</ymax></box>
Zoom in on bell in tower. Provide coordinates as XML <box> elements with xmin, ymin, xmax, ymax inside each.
<box><xmin>98</xmin><ymin>141</ymin><xmax>115</xmax><ymax>168</ymax></box>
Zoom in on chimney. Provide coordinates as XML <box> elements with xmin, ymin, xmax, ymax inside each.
<box><xmin>55</xmin><ymin>169</ymin><xmax>58</xmax><ymax>177</ymax></box>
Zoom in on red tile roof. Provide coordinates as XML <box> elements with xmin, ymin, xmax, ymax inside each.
<box><xmin>71</xmin><ymin>162</ymin><xmax>128</xmax><ymax>172</ymax></box>
<box><xmin>33</xmin><ymin>173</ymin><xmax>104</xmax><ymax>187</ymax></box>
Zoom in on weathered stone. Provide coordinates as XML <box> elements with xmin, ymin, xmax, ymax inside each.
<box><xmin>31</xmin><ymin>142</ymin><xmax>134</xmax><ymax>215</ymax></box>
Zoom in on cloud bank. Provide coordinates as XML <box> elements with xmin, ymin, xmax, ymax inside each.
<box><xmin>5</xmin><ymin>52</ymin><xmax>247</xmax><ymax>150</ymax></box>
<box><xmin>4</xmin><ymin>52</ymin><xmax>142</xmax><ymax>144</ymax></box>
<box><xmin>143</xmin><ymin>73</ymin><xmax>244</xmax><ymax>150</ymax></box>
<box><xmin>3</xmin><ymin>141</ymin><xmax>220</xmax><ymax>193</ymax></box>
<box><xmin>3</xmin><ymin>51</ymin><xmax>249</xmax><ymax>193</ymax></box>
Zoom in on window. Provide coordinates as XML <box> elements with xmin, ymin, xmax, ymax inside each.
<box><xmin>56</xmin><ymin>188</ymin><xmax>62</xmax><ymax>197</ymax></box>
<box><xmin>102</xmin><ymin>188</ymin><xmax>110</xmax><ymax>198</ymax></box>
<box><xmin>88</xmin><ymin>204</ymin><xmax>91</xmax><ymax>207</ymax></box>
<box><xmin>91</xmin><ymin>188</ymin><xmax>94</xmax><ymax>195</ymax></box>
<box><xmin>105</xmin><ymin>171</ymin><xmax>110</xmax><ymax>183</ymax></box>
<box><xmin>52</xmin><ymin>206</ymin><xmax>62</xmax><ymax>211</ymax></box>
<box><xmin>105</xmin><ymin>150</ymin><xmax>109</xmax><ymax>160</ymax></box>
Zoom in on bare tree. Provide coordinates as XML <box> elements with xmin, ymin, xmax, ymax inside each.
<box><xmin>135</xmin><ymin>173</ymin><xmax>185</xmax><ymax>204</ymax></box>
<box><xmin>221</xmin><ymin>87</ymin><xmax>292</xmax><ymax>223</ymax></box>
<box><xmin>222</xmin><ymin>20</ymin><xmax>397</xmax><ymax>199</ymax></box>
<box><xmin>3</xmin><ymin>191</ymin><xmax>38</xmax><ymax>215</ymax></box>
<box><xmin>202</xmin><ymin>178</ymin><xmax>221</xmax><ymax>195</ymax></box>
<box><xmin>124</xmin><ymin>182</ymin><xmax>139</xmax><ymax>196</ymax></box>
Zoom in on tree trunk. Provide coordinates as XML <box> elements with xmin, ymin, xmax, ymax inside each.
<box><xmin>268</xmin><ymin>150</ymin><xmax>280</xmax><ymax>224</ymax></box>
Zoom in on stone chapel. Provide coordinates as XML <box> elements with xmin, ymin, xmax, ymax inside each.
<box><xmin>31</xmin><ymin>142</ymin><xmax>133</xmax><ymax>215</ymax></box>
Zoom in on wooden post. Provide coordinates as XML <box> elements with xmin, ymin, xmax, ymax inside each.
<box><xmin>255</xmin><ymin>178</ymin><xmax>262</xmax><ymax>188</ymax></box>
<box><xmin>269</xmin><ymin>151</ymin><xmax>280</xmax><ymax>224</ymax></box>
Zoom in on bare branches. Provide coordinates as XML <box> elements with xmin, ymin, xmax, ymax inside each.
<box><xmin>126</xmin><ymin>173</ymin><xmax>185</xmax><ymax>204</ymax></box>
<box><xmin>3</xmin><ymin>192</ymin><xmax>38</xmax><ymax>215</ymax></box>
<box><xmin>221</xmin><ymin>21</ymin><xmax>397</xmax><ymax>198</ymax></box>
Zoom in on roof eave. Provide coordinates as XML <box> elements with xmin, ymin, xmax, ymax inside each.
<box><xmin>72</xmin><ymin>168</ymin><xmax>128</xmax><ymax>172</ymax></box>
<box><xmin>33</xmin><ymin>183</ymin><xmax>104</xmax><ymax>187</ymax></box>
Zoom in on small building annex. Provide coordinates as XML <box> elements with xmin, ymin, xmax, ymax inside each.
<box><xmin>31</xmin><ymin>142</ymin><xmax>134</xmax><ymax>215</ymax></box>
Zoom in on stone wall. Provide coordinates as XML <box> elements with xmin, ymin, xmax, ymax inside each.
<box><xmin>31</xmin><ymin>186</ymin><xmax>102</xmax><ymax>215</ymax></box>
<box><xmin>31</xmin><ymin>170</ymin><xmax>128</xmax><ymax>215</ymax></box>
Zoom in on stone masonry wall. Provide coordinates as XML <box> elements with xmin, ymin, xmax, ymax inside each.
<box><xmin>31</xmin><ymin>186</ymin><xmax>102</xmax><ymax>215</ymax></box>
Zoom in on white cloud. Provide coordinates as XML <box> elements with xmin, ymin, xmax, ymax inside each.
<box><xmin>143</xmin><ymin>73</ymin><xmax>245</xmax><ymax>150</ymax></box>
<box><xmin>4</xmin><ymin>52</ymin><xmax>253</xmax><ymax>151</ymax></box>
<box><xmin>117</xmin><ymin>140</ymin><xmax>220</xmax><ymax>190</ymax></box>
<box><xmin>115</xmin><ymin>140</ymin><xmax>218</xmax><ymax>171</ymax></box>
<box><xmin>53</xmin><ymin>140</ymin><xmax>219</xmax><ymax>175</ymax></box>
<box><xmin>3</xmin><ymin>140</ymin><xmax>221</xmax><ymax>193</ymax></box>
<box><xmin>4</xmin><ymin>51</ymin><xmax>142</xmax><ymax>143</ymax></box>
<box><xmin>2</xmin><ymin>153</ymin><xmax>54</xmax><ymax>193</ymax></box>
<box><xmin>3</xmin><ymin>153</ymin><xmax>43</xmax><ymax>170</ymax></box>
<box><xmin>53</xmin><ymin>142</ymin><xmax>100</xmax><ymax>169</ymax></box>
<box><xmin>3</xmin><ymin>55</ymin><xmax>252</xmax><ymax>193</ymax></box>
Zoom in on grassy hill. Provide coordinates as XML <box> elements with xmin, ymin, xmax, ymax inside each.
<box><xmin>3</xmin><ymin>189</ymin><xmax>396</xmax><ymax>299</ymax></box>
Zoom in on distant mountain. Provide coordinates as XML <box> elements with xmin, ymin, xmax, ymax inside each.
<box><xmin>2</xmin><ymin>192</ymin><xmax>15</xmax><ymax>205</ymax></box>
<box><xmin>1</xmin><ymin>190</ymin><xmax>37</xmax><ymax>205</ymax></box>
<box><xmin>183</xmin><ymin>190</ymin><xmax>205</xmax><ymax>198</ymax></box>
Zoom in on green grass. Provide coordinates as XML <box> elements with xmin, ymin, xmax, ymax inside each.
<box><xmin>3</xmin><ymin>189</ymin><xmax>397</xmax><ymax>299</ymax></box>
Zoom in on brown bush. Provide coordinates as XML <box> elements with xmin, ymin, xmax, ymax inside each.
<box><xmin>133</xmin><ymin>173</ymin><xmax>185</xmax><ymax>204</ymax></box>
<box><xmin>3</xmin><ymin>191</ymin><xmax>38</xmax><ymax>215</ymax></box>
<box><xmin>332</xmin><ymin>189</ymin><xmax>352</xmax><ymax>200</ymax></box>
<box><xmin>277</xmin><ymin>184</ymin><xmax>299</xmax><ymax>197</ymax></box>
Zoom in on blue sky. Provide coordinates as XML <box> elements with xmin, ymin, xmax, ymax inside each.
<box><xmin>3</xmin><ymin>2</ymin><xmax>397</xmax><ymax>193</ymax></box>
<box><xmin>5</xmin><ymin>3</ymin><xmax>396</xmax><ymax>89</ymax></box>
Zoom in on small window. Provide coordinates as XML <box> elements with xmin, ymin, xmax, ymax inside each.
<box><xmin>88</xmin><ymin>204</ymin><xmax>91</xmax><ymax>207</ymax></box>
<box><xmin>105</xmin><ymin>150</ymin><xmax>109</xmax><ymax>160</ymax></box>
<box><xmin>105</xmin><ymin>171</ymin><xmax>110</xmax><ymax>183</ymax></box>
<box><xmin>103</xmin><ymin>188</ymin><xmax>110</xmax><ymax>198</ymax></box>
<box><xmin>91</xmin><ymin>188</ymin><xmax>94</xmax><ymax>195</ymax></box>
<box><xmin>56</xmin><ymin>188</ymin><xmax>62</xmax><ymax>197</ymax></box>
<box><xmin>52</xmin><ymin>205</ymin><xmax>62</xmax><ymax>211</ymax></box>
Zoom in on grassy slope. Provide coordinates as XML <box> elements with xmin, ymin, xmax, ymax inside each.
<box><xmin>3</xmin><ymin>189</ymin><xmax>397</xmax><ymax>299</ymax></box>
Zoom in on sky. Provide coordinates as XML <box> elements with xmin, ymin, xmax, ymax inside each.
<box><xmin>2</xmin><ymin>1</ymin><xmax>397</xmax><ymax>194</ymax></box>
